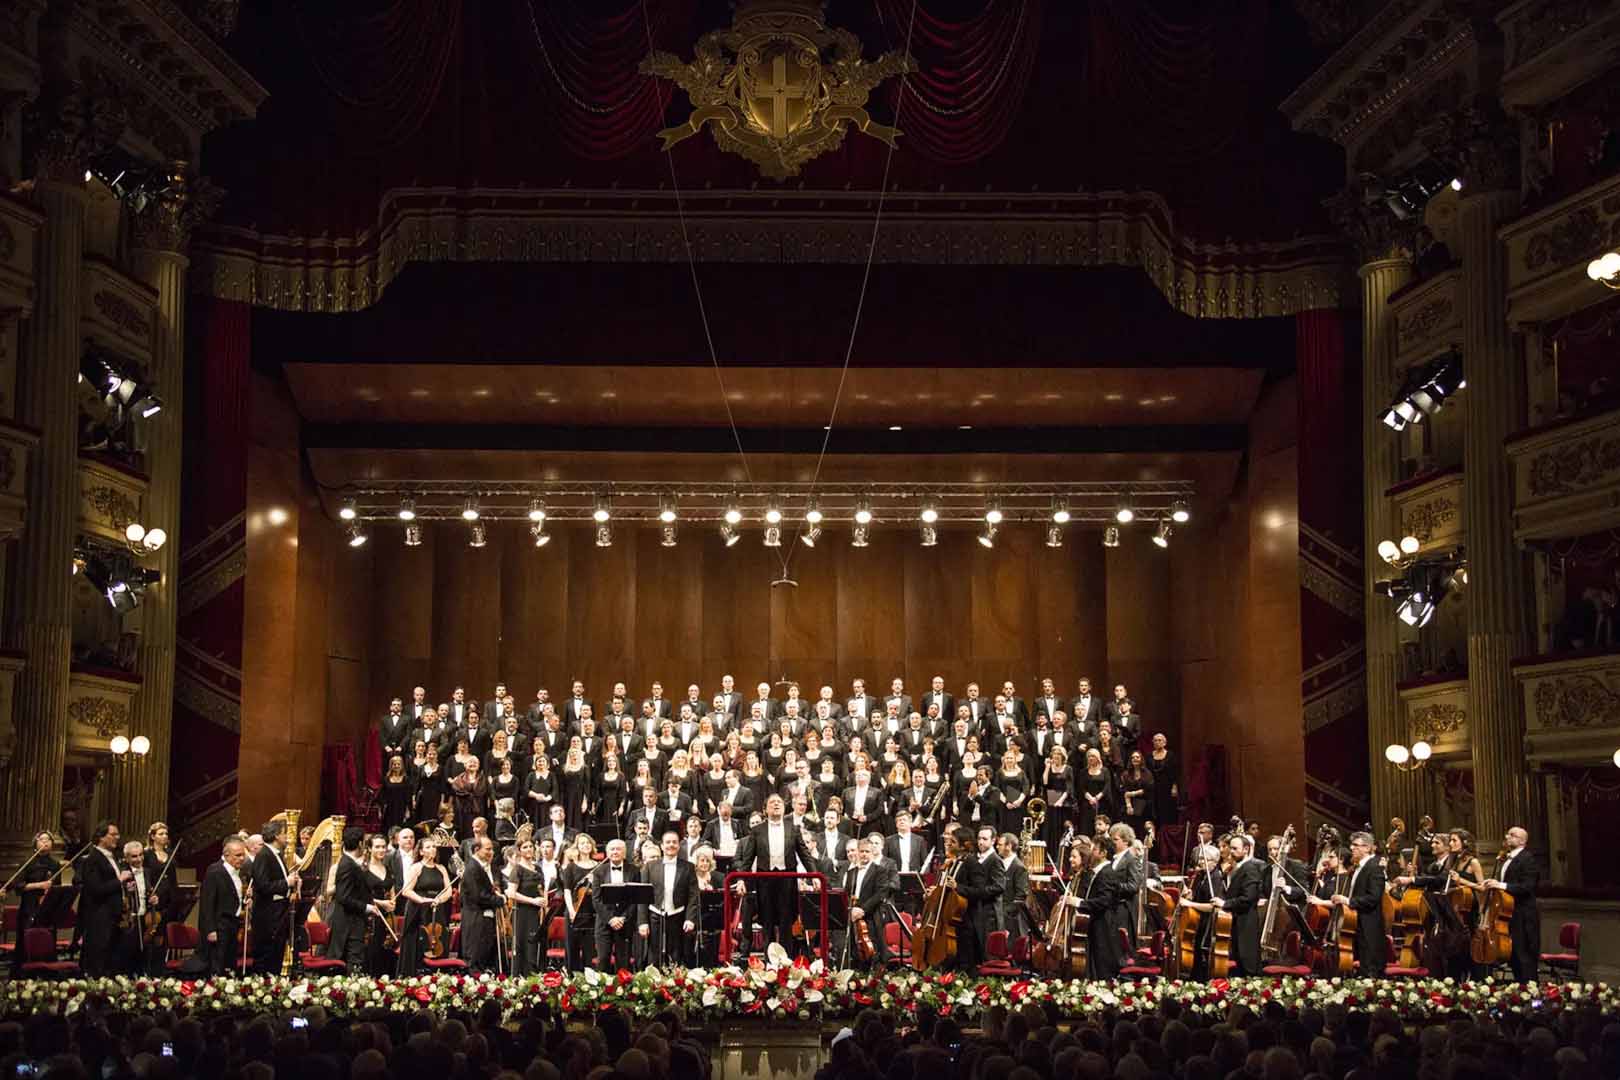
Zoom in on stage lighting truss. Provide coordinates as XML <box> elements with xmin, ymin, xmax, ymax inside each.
<box><xmin>79</xmin><ymin>346</ymin><xmax>163</xmax><ymax>427</ymax></box>
<box><xmin>329</xmin><ymin>481</ymin><xmax>1197</xmax><ymax>533</ymax></box>
<box><xmin>1373</xmin><ymin>550</ymin><xmax>1466</xmax><ymax>630</ymax></box>
<box><xmin>1382</xmin><ymin>350</ymin><xmax>1464</xmax><ymax>432</ymax></box>
<box><xmin>72</xmin><ymin>541</ymin><xmax>163</xmax><ymax>612</ymax></box>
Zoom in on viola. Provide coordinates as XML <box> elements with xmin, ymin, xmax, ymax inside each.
<box><xmin>424</xmin><ymin>919</ymin><xmax>448</xmax><ymax>958</ymax></box>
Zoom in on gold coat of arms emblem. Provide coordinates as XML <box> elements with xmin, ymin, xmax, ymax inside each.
<box><xmin>642</xmin><ymin>0</ymin><xmax>915</xmax><ymax>179</ymax></box>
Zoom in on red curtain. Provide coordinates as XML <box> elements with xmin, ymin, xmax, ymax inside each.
<box><xmin>872</xmin><ymin>0</ymin><xmax>1045</xmax><ymax>164</ymax></box>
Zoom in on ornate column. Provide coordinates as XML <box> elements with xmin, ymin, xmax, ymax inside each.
<box><xmin>105</xmin><ymin>167</ymin><xmax>213</xmax><ymax>832</ymax></box>
<box><xmin>0</xmin><ymin>85</ymin><xmax>122</xmax><ymax>855</ymax></box>
<box><xmin>1437</xmin><ymin>108</ymin><xmax>1538</xmax><ymax>846</ymax></box>
<box><xmin>1329</xmin><ymin>179</ymin><xmax>1423</xmax><ymax>833</ymax></box>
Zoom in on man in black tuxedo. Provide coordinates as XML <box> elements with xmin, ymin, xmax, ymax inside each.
<box><xmin>1070</xmin><ymin>677</ymin><xmax>1102</xmax><ymax>732</ymax></box>
<box><xmin>845</xmin><ymin>678</ymin><xmax>876</xmax><ymax>731</ymax></box>
<box><xmin>381</xmin><ymin>697</ymin><xmax>412</xmax><ymax>762</ymax></box>
<box><xmin>702</xmin><ymin>801</ymin><xmax>745</xmax><ymax>856</ymax></box>
<box><xmin>882</xmin><ymin>812</ymin><xmax>929</xmax><ymax>914</ymax></box>
<box><xmin>591</xmin><ymin>839</ymin><xmax>639</xmax><ymax>969</ymax></box>
<box><xmin>921</xmin><ymin>676</ymin><xmax>953</xmax><ymax>729</ymax></box>
<box><xmin>325</xmin><ymin>827</ymin><xmax>373</xmax><ymax>970</ymax></box>
<box><xmin>733</xmin><ymin>794</ymin><xmax>817</xmax><ymax>948</ymax></box>
<box><xmin>714</xmin><ymin>674</ymin><xmax>741</xmax><ymax>722</ymax></box>
<box><xmin>844</xmin><ymin>837</ymin><xmax>892</xmax><ymax>967</ymax></box>
<box><xmin>249</xmin><ymin>820</ymin><xmax>298</xmax><ymax>973</ymax></box>
<box><xmin>118</xmin><ymin>840</ymin><xmax>170</xmax><ymax>975</ymax></box>
<box><xmin>77</xmin><ymin>820</ymin><xmax>129</xmax><ymax>976</ymax></box>
<box><xmin>1485</xmin><ymin>826</ymin><xmax>1541</xmax><ymax>982</ymax></box>
<box><xmin>1213</xmin><ymin>832</ymin><xmax>1265</xmax><ymax>974</ymax></box>
<box><xmin>445</xmin><ymin>686</ymin><xmax>471</xmax><ymax>729</ymax></box>
<box><xmin>659</xmin><ymin>775</ymin><xmax>695</xmax><ymax>831</ymax></box>
<box><xmin>409</xmin><ymin>685</ymin><xmax>429</xmax><ymax>723</ymax></box>
<box><xmin>198</xmin><ymin>837</ymin><xmax>249</xmax><ymax>974</ymax></box>
<box><xmin>1074</xmin><ymin>840</ymin><xmax>1121</xmax><ymax>978</ymax></box>
<box><xmin>1330</xmin><ymin>830</ymin><xmax>1386</xmax><ymax>975</ymax></box>
<box><xmin>627</xmin><ymin>788</ymin><xmax>668</xmax><ymax>842</ymax></box>
<box><xmin>645</xmin><ymin>682</ymin><xmax>674</xmax><ymax>720</ymax></box>
<box><xmin>563</xmin><ymin>680</ymin><xmax>592</xmax><ymax>729</ymax></box>
<box><xmin>946</xmin><ymin>825</ymin><xmax>1002</xmax><ymax>971</ymax></box>
<box><xmin>1033</xmin><ymin>678</ymin><xmax>1065</xmax><ymax>726</ymax></box>
<box><xmin>884</xmin><ymin>677</ymin><xmax>912</xmax><ymax>722</ymax></box>
<box><xmin>993</xmin><ymin>832</ymin><xmax>1032</xmax><ymax>940</ymax></box>
<box><xmin>639</xmin><ymin>831</ymin><xmax>698</xmax><ymax>966</ymax></box>
<box><xmin>482</xmin><ymin>682</ymin><xmax>511</xmax><ymax>726</ymax></box>
<box><xmin>460</xmin><ymin>835</ymin><xmax>500</xmax><ymax>971</ymax></box>
<box><xmin>1000</xmin><ymin>681</ymin><xmax>1029</xmax><ymax>728</ymax></box>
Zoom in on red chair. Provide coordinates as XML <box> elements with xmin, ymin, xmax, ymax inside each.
<box><xmin>1383</xmin><ymin>934</ymin><xmax>1429</xmax><ymax>978</ymax></box>
<box><xmin>300</xmin><ymin>922</ymin><xmax>348</xmax><ymax>974</ymax></box>
<box><xmin>1118</xmin><ymin>928</ymin><xmax>1163</xmax><ymax>977</ymax></box>
<box><xmin>882</xmin><ymin>919</ymin><xmax>909</xmax><ymax>966</ymax></box>
<box><xmin>1541</xmin><ymin>922</ymin><xmax>1581</xmax><ymax>978</ymax></box>
<box><xmin>1262</xmin><ymin>931</ymin><xmax>1314</xmax><ymax>976</ymax></box>
<box><xmin>18</xmin><ymin>927</ymin><xmax>79</xmax><ymax>978</ymax></box>
<box><xmin>422</xmin><ymin>926</ymin><xmax>468</xmax><ymax>972</ymax></box>
<box><xmin>0</xmin><ymin>906</ymin><xmax>18</xmax><ymax>962</ymax></box>
<box><xmin>977</xmin><ymin>930</ymin><xmax>1020</xmax><ymax>976</ymax></box>
<box><xmin>544</xmin><ymin>916</ymin><xmax>569</xmax><ymax>968</ymax></box>
<box><xmin>162</xmin><ymin>923</ymin><xmax>200</xmax><ymax>973</ymax></box>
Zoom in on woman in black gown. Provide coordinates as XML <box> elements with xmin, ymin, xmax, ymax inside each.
<box><xmin>380</xmin><ymin>756</ymin><xmax>414</xmax><ymax>833</ymax></box>
<box><xmin>413</xmin><ymin>745</ymin><xmax>447</xmax><ymax>828</ymax></box>
<box><xmin>504</xmin><ymin>838</ymin><xmax>545</xmax><ymax>976</ymax></box>
<box><xmin>526</xmin><ymin>753</ymin><xmax>558</xmax><ymax>823</ymax></box>
<box><xmin>558</xmin><ymin>746</ymin><xmax>592</xmax><ymax>831</ymax></box>
<box><xmin>594</xmin><ymin>751</ymin><xmax>629</xmax><ymax>835</ymax></box>
<box><xmin>1040</xmin><ymin>746</ymin><xmax>1075</xmax><ymax>852</ymax></box>
<box><xmin>489</xmin><ymin>757</ymin><xmax>521</xmax><ymax>811</ymax></box>
<box><xmin>1119</xmin><ymin>750</ymin><xmax>1155</xmax><ymax>837</ymax></box>
<box><xmin>363</xmin><ymin>834</ymin><xmax>397</xmax><ymax>975</ymax></box>
<box><xmin>450</xmin><ymin>758</ymin><xmax>491</xmax><ymax>841</ymax></box>
<box><xmin>995</xmin><ymin>749</ymin><xmax>1028</xmax><ymax>837</ymax></box>
<box><xmin>397</xmin><ymin>836</ymin><xmax>450</xmax><ymax>976</ymax></box>
<box><xmin>1077</xmin><ymin>748</ymin><xmax>1116</xmax><ymax>841</ymax></box>
<box><xmin>12</xmin><ymin>831</ymin><xmax>60</xmax><ymax>932</ymax></box>
<box><xmin>1146</xmin><ymin>732</ymin><xmax>1180</xmax><ymax>839</ymax></box>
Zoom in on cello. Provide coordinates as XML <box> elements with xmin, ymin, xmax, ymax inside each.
<box><xmin>1468</xmin><ymin>851</ymin><xmax>1514</xmax><ymax>966</ymax></box>
<box><xmin>1031</xmin><ymin>851</ymin><xmax>1089</xmax><ymax>977</ymax></box>
<box><xmin>911</xmin><ymin>855</ymin><xmax>966</xmax><ymax>968</ymax></box>
<box><xmin>1318</xmin><ymin>868</ymin><xmax>1358</xmax><ymax>976</ymax></box>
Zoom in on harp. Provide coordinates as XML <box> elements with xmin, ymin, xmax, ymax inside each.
<box><xmin>281</xmin><ymin>812</ymin><xmax>345</xmax><ymax>925</ymax></box>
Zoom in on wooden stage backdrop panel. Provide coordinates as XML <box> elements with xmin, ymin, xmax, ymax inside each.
<box><xmin>361</xmin><ymin>521</ymin><xmax>1146</xmax><ymax>735</ymax></box>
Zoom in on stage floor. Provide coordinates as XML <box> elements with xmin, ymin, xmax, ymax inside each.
<box><xmin>1</xmin><ymin>965</ymin><xmax>1612</xmax><ymax>1022</ymax></box>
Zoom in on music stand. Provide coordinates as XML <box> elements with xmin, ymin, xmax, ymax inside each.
<box><xmin>695</xmin><ymin>890</ymin><xmax>726</xmax><ymax>966</ymax></box>
<box><xmin>805</xmin><ymin>888</ymin><xmax>849</xmax><ymax>963</ymax></box>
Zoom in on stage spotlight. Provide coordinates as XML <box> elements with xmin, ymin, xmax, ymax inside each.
<box><xmin>339</xmin><ymin>498</ymin><xmax>357</xmax><ymax>522</ymax></box>
<box><xmin>593</xmin><ymin>495</ymin><xmax>611</xmax><ymax>523</ymax></box>
<box><xmin>1046</xmin><ymin>525</ymin><xmax>1063</xmax><ymax>548</ymax></box>
<box><xmin>724</xmin><ymin>499</ymin><xmax>743</xmax><ymax>526</ymax></box>
<box><xmin>763</xmin><ymin>525</ymin><xmax>782</xmax><ymax>547</ymax></box>
<box><xmin>1114</xmin><ymin>497</ymin><xmax>1134</xmax><ymax>525</ymax></box>
<box><xmin>661</xmin><ymin>524</ymin><xmax>678</xmax><ymax>547</ymax></box>
<box><xmin>852</xmin><ymin>524</ymin><xmax>871</xmax><ymax>547</ymax></box>
<box><xmin>984</xmin><ymin>499</ymin><xmax>1003</xmax><ymax>525</ymax></box>
<box><xmin>1381</xmin><ymin>157</ymin><xmax>1457</xmax><ymax>220</ymax></box>
<box><xmin>1102</xmin><ymin>526</ymin><xmax>1121</xmax><ymax>548</ymax></box>
<box><xmin>1050</xmin><ymin>499</ymin><xmax>1070</xmax><ymax>524</ymax></box>
<box><xmin>461</xmin><ymin>498</ymin><xmax>480</xmax><ymax>522</ymax></box>
<box><xmin>920</xmin><ymin>524</ymin><xmax>938</xmax><ymax>547</ymax></box>
<box><xmin>347</xmin><ymin>524</ymin><xmax>368</xmax><ymax>547</ymax></box>
<box><xmin>469</xmin><ymin>521</ymin><xmax>488</xmax><ymax>548</ymax></box>
<box><xmin>804</xmin><ymin>499</ymin><xmax>823</xmax><ymax>525</ymax></box>
<box><xmin>528</xmin><ymin>497</ymin><xmax>548</xmax><ymax>523</ymax></box>
<box><xmin>398</xmin><ymin>498</ymin><xmax>417</xmax><ymax>522</ymax></box>
<box><xmin>920</xmin><ymin>498</ymin><xmax>940</xmax><ymax>524</ymax></box>
<box><xmin>595</xmin><ymin>522</ymin><xmax>612</xmax><ymax>547</ymax></box>
<box><xmin>801</xmin><ymin>525</ymin><xmax>821</xmax><ymax>547</ymax></box>
<box><xmin>531</xmin><ymin>523</ymin><xmax>551</xmax><ymax>547</ymax></box>
<box><xmin>404</xmin><ymin>523</ymin><xmax>422</xmax><ymax>547</ymax></box>
<box><xmin>764</xmin><ymin>500</ymin><xmax>783</xmax><ymax>525</ymax></box>
<box><xmin>1153</xmin><ymin>519</ymin><xmax>1173</xmax><ymax>548</ymax></box>
<box><xmin>1170</xmin><ymin>499</ymin><xmax>1191</xmax><ymax>523</ymax></box>
<box><xmin>977</xmin><ymin>524</ymin><xmax>997</xmax><ymax>549</ymax></box>
<box><xmin>721</xmin><ymin>524</ymin><xmax>741</xmax><ymax>547</ymax></box>
<box><xmin>854</xmin><ymin>498</ymin><xmax>874</xmax><ymax>525</ymax></box>
<box><xmin>658</xmin><ymin>496</ymin><xmax>677</xmax><ymax>524</ymax></box>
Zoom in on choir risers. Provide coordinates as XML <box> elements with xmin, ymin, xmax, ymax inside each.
<box><xmin>1388</xmin><ymin>468</ymin><xmax>1466</xmax><ymax>555</ymax></box>
<box><xmin>1514</xmin><ymin>652</ymin><xmax>1620</xmax><ymax>767</ymax></box>
<box><xmin>1392</xmin><ymin>269</ymin><xmax>1462</xmax><ymax>372</ymax></box>
<box><xmin>0</xmin><ymin>649</ymin><xmax>25</xmax><ymax>771</ymax></box>
<box><xmin>78</xmin><ymin>456</ymin><xmax>149</xmax><ymax>546</ymax></box>
<box><xmin>1397</xmin><ymin>675</ymin><xmax>1469</xmax><ymax>762</ymax></box>
<box><xmin>1502</xmin><ymin>173</ymin><xmax>1620</xmax><ymax>328</ymax></box>
<box><xmin>1498</xmin><ymin>0</ymin><xmax>1620</xmax><ymax>111</ymax></box>
<box><xmin>66</xmin><ymin>664</ymin><xmax>142</xmax><ymax>755</ymax></box>
<box><xmin>1506</xmin><ymin>406</ymin><xmax>1620</xmax><ymax>543</ymax></box>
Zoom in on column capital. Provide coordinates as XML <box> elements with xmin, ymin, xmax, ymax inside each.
<box><xmin>1325</xmin><ymin>176</ymin><xmax>1420</xmax><ymax>265</ymax></box>
<box><xmin>23</xmin><ymin>80</ymin><xmax>126</xmax><ymax>187</ymax></box>
<box><xmin>129</xmin><ymin>165</ymin><xmax>223</xmax><ymax>256</ymax></box>
<box><xmin>1423</xmin><ymin>101</ymin><xmax>1521</xmax><ymax>196</ymax></box>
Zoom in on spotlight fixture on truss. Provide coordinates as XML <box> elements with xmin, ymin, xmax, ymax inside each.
<box><xmin>721</xmin><ymin>523</ymin><xmax>741</xmax><ymax>547</ymax></box>
<box><xmin>852</xmin><ymin>524</ymin><xmax>870</xmax><ymax>548</ymax></box>
<box><xmin>469</xmin><ymin>521</ymin><xmax>487</xmax><ymax>548</ymax></box>
<box><xmin>661</xmin><ymin>524</ymin><xmax>678</xmax><ymax>547</ymax></box>
<box><xmin>1046</xmin><ymin>525</ymin><xmax>1063</xmax><ymax>548</ymax></box>
<box><xmin>404</xmin><ymin>523</ymin><xmax>423</xmax><ymax>547</ymax></box>
<box><xmin>763</xmin><ymin>525</ymin><xmax>782</xmax><ymax>547</ymax></box>
<box><xmin>801</xmin><ymin>525</ymin><xmax>822</xmax><ymax>548</ymax></box>
<box><xmin>978</xmin><ymin>523</ymin><xmax>997</xmax><ymax>549</ymax></box>
<box><xmin>1152</xmin><ymin>520</ymin><xmax>1173</xmax><ymax>548</ymax></box>
<box><xmin>531</xmin><ymin>523</ymin><xmax>551</xmax><ymax>547</ymax></box>
<box><xmin>595</xmin><ymin>522</ymin><xmax>613</xmax><ymax>547</ymax></box>
<box><xmin>920</xmin><ymin>524</ymin><xmax>938</xmax><ymax>547</ymax></box>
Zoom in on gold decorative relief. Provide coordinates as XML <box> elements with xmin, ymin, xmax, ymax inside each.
<box><xmin>1533</xmin><ymin>674</ymin><xmax>1620</xmax><ymax>729</ymax></box>
<box><xmin>68</xmin><ymin>696</ymin><xmax>128</xmax><ymax>739</ymax></box>
<box><xmin>91</xmin><ymin>290</ymin><xmax>151</xmax><ymax>340</ymax></box>
<box><xmin>1404</xmin><ymin>497</ymin><xmax>1458</xmax><ymax>543</ymax></box>
<box><xmin>1527</xmin><ymin>436</ymin><xmax>1620</xmax><ymax>497</ymax></box>
<box><xmin>1410</xmin><ymin>703</ymin><xmax>1466</xmax><ymax>742</ymax></box>
<box><xmin>85</xmin><ymin>485</ymin><xmax>136</xmax><ymax>529</ymax></box>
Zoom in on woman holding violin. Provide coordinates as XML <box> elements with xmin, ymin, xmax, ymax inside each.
<box><xmin>9</xmin><ymin>831</ymin><xmax>60</xmax><ymax>932</ymax></box>
<box><xmin>362</xmin><ymin>834</ymin><xmax>398</xmax><ymax>974</ymax></box>
<box><xmin>504</xmin><ymin>837</ymin><xmax>546</xmax><ymax>975</ymax></box>
<box><xmin>396</xmin><ymin>834</ymin><xmax>451</xmax><ymax>976</ymax></box>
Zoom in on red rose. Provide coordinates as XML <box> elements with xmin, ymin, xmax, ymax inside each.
<box><xmin>939</xmin><ymin>973</ymin><xmax>955</xmax><ymax>987</ymax></box>
<box><xmin>854</xmin><ymin>993</ymin><xmax>874</xmax><ymax>1005</ymax></box>
<box><xmin>940</xmin><ymin>1005</ymin><xmax>952</xmax><ymax>1016</ymax></box>
<box><xmin>618</xmin><ymin>969</ymin><xmax>634</xmax><ymax>984</ymax></box>
<box><xmin>413</xmin><ymin>988</ymin><xmax>432</xmax><ymax>1004</ymax></box>
<box><xmin>543</xmin><ymin>971</ymin><xmax>564</xmax><ymax>989</ymax></box>
<box><xmin>179</xmin><ymin>982</ymin><xmax>195</xmax><ymax>997</ymax></box>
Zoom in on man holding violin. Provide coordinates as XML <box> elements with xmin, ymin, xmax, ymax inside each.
<box><xmin>118</xmin><ymin>840</ymin><xmax>170</xmax><ymax>975</ymax></box>
<box><xmin>843</xmin><ymin>837</ymin><xmax>890</xmax><ymax>967</ymax></box>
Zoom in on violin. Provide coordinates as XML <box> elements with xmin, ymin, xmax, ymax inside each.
<box><xmin>144</xmin><ymin>840</ymin><xmax>182</xmax><ymax>946</ymax></box>
<box><xmin>852</xmin><ymin>913</ymin><xmax>876</xmax><ymax>962</ymax></box>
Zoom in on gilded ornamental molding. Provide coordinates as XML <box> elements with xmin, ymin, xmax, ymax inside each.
<box><xmin>1498</xmin><ymin>0</ymin><xmax>1620</xmax><ymax>110</ymax></box>
<box><xmin>0</xmin><ymin>651</ymin><xmax>23</xmax><ymax>770</ymax></box>
<box><xmin>0</xmin><ymin>419</ymin><xmax>40</xmax><ymax>543</ymax></box>
<box><xmin>1397</xmin><ymin>675</ymin><xmax>1468</xmax><ymax>760</ymax></box>
<box><xmin>82</xmin><ymin>257</ymin><xmax>156</xmax><ymax>361</ymax></box>
<box><xmin>190</xmin><ymin>186</ymin><xmax>1349</xmax><ymax>317</ymax></box>
<box><xmin>77</xmin><ymin>455</ymin><xmax>148</xmax><ymax>544</ymax></box>
<box><xmin>1515</xmin><ymin>651</ymin><xmax>1620</xmax><ymax>765</ymax></box>
<box><xmin>1391</xmin><ymin>268</ymin><xmax>1461</xmax><ymax>371</ymax></box>
<box><xmin>1506</xmin><ymin>405</ymin><xmax>1620</xmax><ymax>542</ymax></box>
<box><xmin>1390</xmin><ymin>469</ymin><xmax>1466</xmax><ymax>553</ymax></box>
<box><xmin>1501</xmin><ymin>172</ymin><xmax>1620</xmax><ymax>327</ymax></box>
<box><xmin>65</xmin><ymin>665</ymin><xmax>143</xmax><ymax>754</ymax></box>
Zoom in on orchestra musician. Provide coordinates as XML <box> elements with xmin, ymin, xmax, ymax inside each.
<box><xmin>119</xmin><ymin>840</ymin><xmax>168</xmax><ymax>975</ymax></box>
<box><xmin>326</xmin><ymin>826</ymin><xmax>374</xmax><ymax>970</ymax></box>
<box><xmin>249</xmin><ymin>819</ymin><xmax>297</xmax><ymax>974</ymax></box>
<box><xmin>11</xmin><ymin>831</ymin><xmax>59</xmax><ymax>933</ymax></box>
<box><xmin>396</xmin><ymin>835</ymin><xmax>450</xmax><ymax>977</ymax></box>
<box><xmin>1483</xmin><ymin>826</ymin><xmax>1541</xmax><ymax>983</ymax></box>
<box><xmin>77</xmin><ymin>821</ymin><xmax>129</xmax><ymax>976</ymax></box>
<box><xmin>1329</xmin><ymin>831</ymin><xmax>1387</xmax><ymax>974</ymax></box>
<box><xmin>198</xmin><ymin>837</ymin><xmax>249</xmax><ymax>975</ymax></box>
<box><xmin>460</xmin><ymin>835</ymin><xmax>500</xmax><ymax>971</ymax></box>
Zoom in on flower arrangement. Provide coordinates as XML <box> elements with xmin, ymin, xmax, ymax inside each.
<box><xmin>1</xmin><ymin>946</ymin><xmax>1611</xmax><ymax>1024</ymax></box>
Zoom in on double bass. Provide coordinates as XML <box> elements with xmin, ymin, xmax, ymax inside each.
<box><xmin>1031</xmin><ymin>858</ymin><xmax>1088</xmax><ymax>977</ymax></box>
<box><xmin>1469</xmin><ymin>851</ymin><xmax>1514</xmax><ymax>966</ymax></box>
<box><xmin>911</xmin><ymin>856</ymin><xmax>966</xmax><ymax>968</ymax></box>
